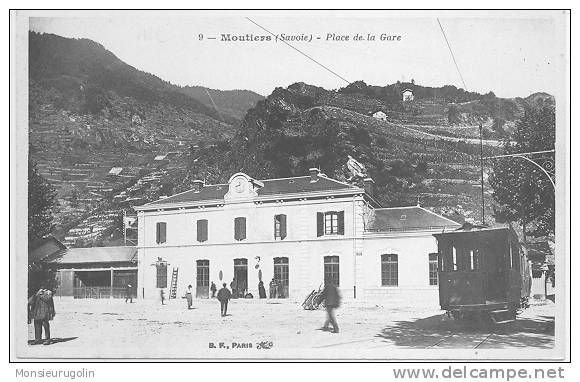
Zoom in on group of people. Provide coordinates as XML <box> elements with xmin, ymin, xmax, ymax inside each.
<box><xmin>27</xmin><ymin>280</ymin><xmax>341</xmax><ymax>346</ymax></box>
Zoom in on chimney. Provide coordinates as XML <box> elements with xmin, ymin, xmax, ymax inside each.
<box><xmin>363</xmin><ymin>177</ymin><xmax>375</xmax><ymax>197</ymax></box>
<box><xmin>192</xmin><ymin>180</ymin><xmax>204</xmax><ymax>193</ymax></box>
<box><xmin>309</xmin><ymin>168</ymin><xmax>320</xmax><ymax>183</ymax></box>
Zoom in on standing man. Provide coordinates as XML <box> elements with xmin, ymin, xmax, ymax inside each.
<box><xmin>125</xmin><ymin>283</ymin><xmax>133</xmax><ymax>303</ymax></box>
<box><xmin>210</xmin><ymin>282</ymin><xmax>217</xmax><ymax>298</ymax></box>
<box><xmin>230</xmin><ymin>278</ymin><xmax>237</xmax><ymax>299</ymax></box>
<box><xmin>320</xmin><ymin>281</ymin><xmax>341</xmax><ymax>333</ymax></box>
<box><xmin>185</xmin><ymin>285</ymin><xmax>193</xmax><ymax>309</ymax></box>
<box><xmin>269</xmin><ymin>278</ymin><xmax>276</xmax><ymax>299</ymax></box>
<box><xmin>217</xmin><ymin>283</ymin><xmax>232</xmax><ymax>317</ymax></box>
<box><xmin>28</xmin><ymin>285</ymin><xmax>56</xmax><ymax>345</ymax></box>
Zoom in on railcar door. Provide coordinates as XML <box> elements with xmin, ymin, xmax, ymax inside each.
<box><xmin>438</xmin><ymin>240</ymin><xmax>485</xmax><ymax>308</ymax></box>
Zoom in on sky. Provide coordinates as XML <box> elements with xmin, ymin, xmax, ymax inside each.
<box><xmin>28</xmin><ymin>11</ymin><xmax>567</xmax><ymax>98</ymax></box>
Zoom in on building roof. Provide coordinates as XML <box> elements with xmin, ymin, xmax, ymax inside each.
<box><xmin>366</xmin><ymin>206</ymin><xmax>461</xmax><ymax>232</ymax></box>
<box><xmin>49</xmin><ymin>246</ymin><xmax>137</xmax><ymax>265</ymax></box>
<box><xmin>108</xmin><ymin>167</ymin><xmax>123</xmax><ymax>176</ymax></box>
<box><xmin>29</xmin><ymin>236</ymin><xmax>67</xmax><ymax>263</ymax></box>
<box><xmin>144</xmin><ymin>175</ymin><xmax>359</xmax><ymax>207</ymax></box>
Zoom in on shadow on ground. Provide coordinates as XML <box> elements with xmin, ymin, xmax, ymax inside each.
<box><xmin>375</xmin><ymin>313</ymin><xmax>554</xmax><ymax>349</ymax></box>
<box><xmin>28</xmin><ymin>337</ymin><xmax>78</xmax><ymax>346</ymax></box>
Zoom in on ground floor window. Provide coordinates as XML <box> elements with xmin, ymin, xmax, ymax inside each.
<box><xmin>381</xmin><ymin>254</ymin><xmax>398</xmax><ymax>286</ymax></box>
<box><xmin>324</xmin><ymin>256</ymin><xmax>340</xmax><ymax>286</ymax></box>
<box><xmin>196</xmin><ymin>260</ymin><xmax>209</xmax><ymax>298</ymax></box>
<box><xmin>429</xmin><ymin>253</ymin><xmax>438</xmax><ymax>285</ymax></box>
<box><xmin>233</xmin><ymin>258</ymin><xmax>248</xmax><ymax>298</ymax></box>
<box><xmin>156</xmin><ymin>262</ymin><xmax>167</xmax><ymax>288</ymax></box>
<box><xmin>273</xmin><ymin>257</ymin><xmax>289</xmax><ymax>298</ymax></box>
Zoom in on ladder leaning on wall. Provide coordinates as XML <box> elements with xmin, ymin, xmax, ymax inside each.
<box><xmin>169</xmin><ymin>268</ymin><xmax>179</xmax><ymax>299</ymax></box>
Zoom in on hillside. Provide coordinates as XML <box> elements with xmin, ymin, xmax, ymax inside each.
<box><xmin>27</xmin><ymin>32</ymin><xmax>258</xmax><ymax>245</ymax></box>
<box><xmin>181</xmin><ymin>86</ymin><xmax>264</xmax><ymax>122</ymax></box>
<box><xmin>28</xmin><ymin>31</ymin><xmax>554</xmax><ymax>246</ymax></box>
<box><xmin>179</xmin><ymin>81</ymin><xmax>554</xmax><ymax>225</ymax></box>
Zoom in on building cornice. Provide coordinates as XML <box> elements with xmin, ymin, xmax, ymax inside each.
<box><xmin>135</xmin><ymin>187</ymin><xmax>366</xmax><ymax>212</ymax></box>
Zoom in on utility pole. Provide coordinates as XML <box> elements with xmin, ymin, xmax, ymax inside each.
<box><xmin>479</xmin><ymin>124</ymin><xmax>485</xmax><ymax>225</ymax></box>
<box><xmin>123</xmin><ymin>209</ymin><xmax>127</xmax><ymax>245</ymax></box>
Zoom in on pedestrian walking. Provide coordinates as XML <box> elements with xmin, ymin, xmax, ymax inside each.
<box><xmin>28</xmin><ymin>286</ymin><xmax>56</xmax><ymax>345</ymax></box>
<box><xmin>125</xmin><ymin>283</ymin><xmax>133</xmax><ymax>303</ymax></box>
<box><xmin>210</xmin><ymin>282</ymin><xmax>217</xmax><ymax>298</ymax></box>
<box><xmin>319</xmin><ymin>281</ymin><xmax>341</xmax><ymax>333</ymax></box>
<box><xmin>217</xmin><ymin>283</ymin><xmax>232</xmax><ymax>317</ymax></box>
<box><xmin>185</xmin><ymin>285</ymin><xmax>193</xmax><ymax>309</ymax></box>
<box><xmin>258</xmin><ymin>280</ymin><xmax>266</xmax><ymax>299</ymax></box>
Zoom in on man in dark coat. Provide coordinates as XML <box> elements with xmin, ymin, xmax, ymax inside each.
<box><xmin>28</xmin><ymin>287</ymin><xmax>56</xmax><ymax>345</ymax></box>
<box><xmin>217</xmin><ymin>283</ymin><xmax>232</xmax><ymax>317</ymax></box>
<box><xmin>320</xmin><ymin>281</ymin><xmax>341</xmax><ymax>333</ymax></box>
<box><xmin>258</xmin><ymin>280</ymin><xmax>267</xmax><ymax>299</ymax></box>
<box><xmin>210</xmin><ymin>282</ymin><xmax>217</xmax><ymax>298</ymax></box>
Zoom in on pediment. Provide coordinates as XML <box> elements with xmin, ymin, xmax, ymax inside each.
<box><xmin>224</xmin><ymin>172</ymin><xmax>263</xmax><ymax>201</ymax></box>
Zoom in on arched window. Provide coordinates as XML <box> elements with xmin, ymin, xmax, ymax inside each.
<box><xmin>381</xmin><ymin>254</ymin><xmax>398</xmax><ymax>286</ymax></box>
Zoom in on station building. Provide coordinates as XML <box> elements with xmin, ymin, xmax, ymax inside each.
<box><xmin>135</xmin><ymin>169</ymin><xmax>460</xmax><ymax>302</ymax></box>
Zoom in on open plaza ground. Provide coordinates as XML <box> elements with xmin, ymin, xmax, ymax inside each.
<box><xmin>23</xmin><ymin>296</ymin><xmax>556</xmax><ymax>360</ymax></box>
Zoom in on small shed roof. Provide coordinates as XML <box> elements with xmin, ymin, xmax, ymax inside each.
<box><xmin>108</xmin><ymin>167</ymin><xmax>123</xmax><ymax>176</ymax></box>
<box><xmin>29</xmin><ymin>236</ymin><xmax>67</xmax><ymax>263</ymax></box>
<box><xmin>50</xmin><ymin>246</ymin><xmax>137</xmax><ymax>265</ymax></box>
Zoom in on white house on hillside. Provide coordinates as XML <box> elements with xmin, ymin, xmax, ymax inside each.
<box><xmin>402</xmin><ymin>88</ymin><xmax>414</xmax><ymax>102</ymax></box>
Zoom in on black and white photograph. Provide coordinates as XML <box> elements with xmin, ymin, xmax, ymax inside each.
<box><xmin>9</xmin><ymin>9</ymin><xmax>570</xmax><ymax>363</ymax></box>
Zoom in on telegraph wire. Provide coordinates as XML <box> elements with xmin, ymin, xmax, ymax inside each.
<box><xmin>437</xmin><ymin>18</ymin><xmax>468</xmax><ymax>91</ymax></box>
<box><xmin>245</xmin><ymin>17</ymin><xmax>351</xmax><ymax>85</ymax></box>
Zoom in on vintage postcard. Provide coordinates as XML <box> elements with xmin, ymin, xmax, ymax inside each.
<box><xmin>10</xmin><ymin>9</ymin><xmax>570</xmax><ymax>361</ymax></box>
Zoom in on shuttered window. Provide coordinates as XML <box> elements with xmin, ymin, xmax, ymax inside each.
<box><xmin>156</xmin><ymin>222</ymin><xmax>167</xmax><ymax>244</ymax></box>
<box><xmin>317</xmin><ymin>211</ymin><xmax>344</xmax><ymax>236</ymax></box>
<box><xmin>197</xmin><ymin>219</ymin><xmax>208</xmax><ymax>242</ymax></box>
<box><xmin>274</xmin><ymin>214</ymin><xmax>287</xmax><ymax>240</ymax></box>
<box><xmin>234</xmin><ymin>217</ymin><xmax>246</xmax><ymax>241</ymax></box>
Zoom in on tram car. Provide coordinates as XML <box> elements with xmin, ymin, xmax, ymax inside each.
<box><xmin>433</xmin><ymin>224</ymin><xmax>531</xmax><ymax>323</ymax></box>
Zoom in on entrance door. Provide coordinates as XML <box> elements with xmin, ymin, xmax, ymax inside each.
<box><xmin>273</xmin><ymin>257</ymin><xmax>289</xmax><ymax>298</ymax></box>
<box><xmin>233</xmin><ymin>258</ymin><xmax>248</xmax><ymax>298</ymax></box>
<box><xmin>196</xmin><ymin>260</ymin><xmax>209</xmax><ymax>298</ymax></box>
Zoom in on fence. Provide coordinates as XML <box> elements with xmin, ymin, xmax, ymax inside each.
<box><xmin>73</xmin><ymin>287</ymin><xmax>134</xmax><ymax>299</ymax></box>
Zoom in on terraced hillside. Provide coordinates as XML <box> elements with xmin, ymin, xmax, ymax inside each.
<box><xmin>180</xmin><ymin>82</ymin><xmax>554</xmax><ymax>226</ymax></box>
<box><xmin>28</xmin><ymin>32</ymin><xmax>260</xmax><ymax>245</ymax></box>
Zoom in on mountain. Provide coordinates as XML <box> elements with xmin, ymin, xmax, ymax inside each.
<box><xmin>27</xmin><ymin>31</ymin><xmax>554</xmax><ymax>245</ymax></box>
<box><xmin>27</xmin><ymin>32</ymin><xmax>260</xmax><ymax>244</ymax></box>
<box><xmin>179</xmin><ymin>81</ymin><xmax>554</xmax><ymax>225</ymax></box>
<box><xmin>181</xmin><ymin>86</ymin><xmax>264</xmax><ymax>122</ymax></box>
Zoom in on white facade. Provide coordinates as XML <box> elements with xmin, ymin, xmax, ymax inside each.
<box><xmin>372</xmin><ymin>111</ymin><xmax>387</xmax><ymax>121</ymax></box>
<box><xmin>135</xmin><ymin>171</ymin><xmax>459</xmax><ymax>303</ymax></box>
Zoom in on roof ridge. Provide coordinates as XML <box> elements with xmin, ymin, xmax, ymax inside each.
<box><xmin>417</xmin><ymin>206</ymin><xmax>461</xmax><ymax>225</ymax></box>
